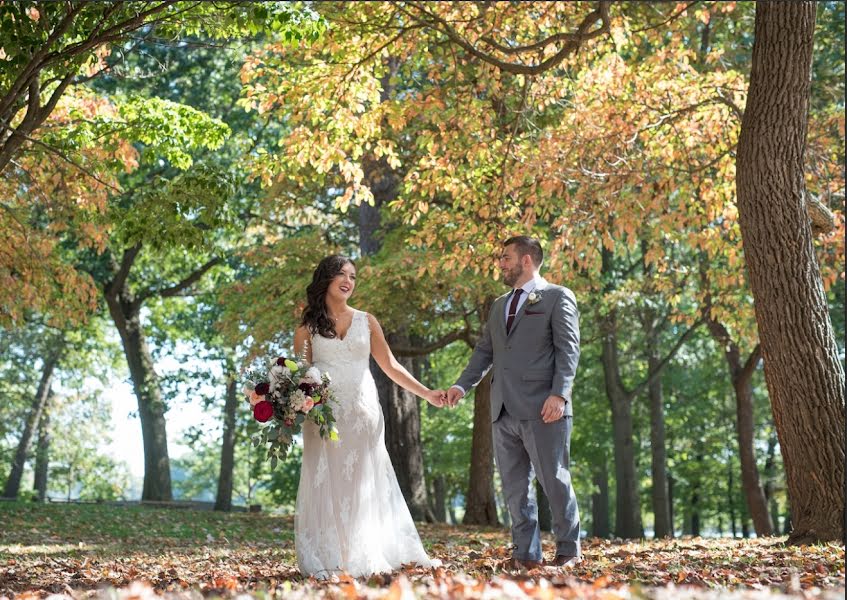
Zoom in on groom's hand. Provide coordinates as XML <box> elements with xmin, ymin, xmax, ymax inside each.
<box><xmin>446</xmin><ymin>386</ymin><xmax>464</xmax><ymax>408</ymax></box>
<box><xmin>541</xmin><ymin>394</ymin><xmax>566</xmax><ymax>423</ymax></box>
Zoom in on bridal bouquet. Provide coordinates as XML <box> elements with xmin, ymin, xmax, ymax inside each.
<box><xmin>243</xmin><ymin>354</ymin><xmax>338</xmax><ymax>467</ymax></box>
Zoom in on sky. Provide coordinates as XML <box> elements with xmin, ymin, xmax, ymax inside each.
<box><xmin>105</xmin><ymin>353</ymin><xmax>221</xmax><ymax>483</ymax></box>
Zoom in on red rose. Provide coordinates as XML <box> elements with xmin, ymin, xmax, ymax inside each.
<box><xmin>253</xmin><ymin>400</ymin><xmax>273</xmax><ymax>422</ymax></box>
<box><xmin>298</xmin><ymin>382</ymin><xmax>316</xmax><ymax>395</ymax></box>
<box><xmin>276</xmin><ymin>357</ymin><xmax>288</xmax><ymax>366</ymax></box>
<box><xmin>254</xmin><ymin>381</ymin><xmax>270</xmax><ymax>395</ymax></box>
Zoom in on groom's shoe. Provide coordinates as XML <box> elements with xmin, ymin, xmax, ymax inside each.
<box><xmin>502</xmin><ymin>557</ymin><xmax>543</xmax><ymax>571</ymax></box>
<box><xmin>546</xmin><ymin>555</ymin><xmax>581</xmax><ymax>568</ymax></box>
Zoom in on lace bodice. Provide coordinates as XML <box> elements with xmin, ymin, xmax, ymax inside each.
<box><xmin>311</xmin><ymin>310</ymin><xmax>371</xmax><ymax>379</ymax></box>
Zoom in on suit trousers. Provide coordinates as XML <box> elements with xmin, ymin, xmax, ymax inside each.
<box><xmin>492</xmin><ymin>408</ymin><xmax>581</xmax><ymax>560</ymax></box>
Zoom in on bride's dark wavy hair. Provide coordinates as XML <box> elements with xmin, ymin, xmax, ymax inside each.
<box><xmin>301</xmin><ymin>254</ymin><xmax>356</xmax><ymax>339</ymax></box>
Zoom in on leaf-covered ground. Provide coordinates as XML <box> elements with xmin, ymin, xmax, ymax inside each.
<box><xmin>0</xmin><ymin>503</ymin><xmax>843</xmax><ymax>599</ymax></box>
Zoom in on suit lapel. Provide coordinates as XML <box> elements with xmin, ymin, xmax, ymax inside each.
<box><xmin>506</xmin><ymin>279</ymin><xmax>548</xmax><ymax>338</ymax></box>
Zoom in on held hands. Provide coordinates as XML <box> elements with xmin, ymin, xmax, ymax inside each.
<box><xmin>424</xmin><ymin>389</ymin><xmax>448</xmax><ymax>407</ymax></box>
<box><xmin>446</xmin><ymin>386</ymin><xmax>464</xmax><ymax>408</ymax></box>
<box><xmin>541</xmin><ymin>394</ymin><xmax>566</xmax><ymax>423</ymax></box>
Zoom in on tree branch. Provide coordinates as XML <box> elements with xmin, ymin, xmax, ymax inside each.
<box><xmin>629</xmin><ymin>318</ymin><xmax>703</xmax><ymax>399</ymax></box>
<box><xmin>138</xmin><ymin>257</ymin><xmax>223</xmax><ymax>303</ymax></box>
<box><xmin>401</xmin><ymin>1</ymin><xmax>611</xmax><ymax>76</ymax></box>
<box><xmin>391</xmin><ymin>329</ymin><xmax>470</xmax><ymax>357</ymax></box>
<box><xmin>106</xmin><ymin>244</ymin><xmax>142</xmax><ymax>299</ymax></box>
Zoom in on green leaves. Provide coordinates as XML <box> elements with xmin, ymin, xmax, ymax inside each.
<box><xmin>111</xmin><ymin>165</ymin><xmax>235</xmax><ymax>252</ymax></box>
<box><xmin>116</xmin><ymin>95</ymin><xmax>231</xmax><ymax>170</ymax></box>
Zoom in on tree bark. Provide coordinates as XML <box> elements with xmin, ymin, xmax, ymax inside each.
<box><xmin>462</xmin><ymin>295</ymin><xmax>500</xmax><ymax>526</ymax></box>
<box><xmin>104</xmin><ymin>249</ymin><xmax>172</xmax><ymax>502</ymax></box>
<box><xmin>432</xmin><ymin>475</ymin><xmax>447</xmax><ymax>523</ymax></box>
<box><xmin>3</xmin><ymin>344</ymin><xmax>61</xmax><ymax>499</ymax></box>
<box><xmin>373</xmin><ymin>335</ymin><xmax>433</xmax><ymax>521</ymax></box>
<box><xmin>646</xmin><ymin>323</ymin><xmax>672</xmax><ymax>538</ymax></box>
<box><xmin>735</xmin><ymin>0</ymin><xmax>845</xmax><ymax>544</ymax></box>
<box><xmin>591</xmin><ymin>461</ymin><xmax>610</xmax><ymax>538</ymax></box>
<box><xmin>705</xmin><ymin>319</ymin><xmax>774</xmax><ymax>536</ymax></box>
<box><xmin>215</xmin><ymin>357</ymin><xmax>238</xmax><ymax>512</ymax></box>
<box><xmin>33</xmin><ymin>395</ymin><xmax>52</xmax><ymax>502</ymax></box>
<box><xmin>463</xmin><ymin>371</ymin><xmax>500</xmax><ymax>525</ymax></box>
<box><xmin>599</xmin><ymin>307</ymin><xmax>641</xmax><ymax>539</ymax></box>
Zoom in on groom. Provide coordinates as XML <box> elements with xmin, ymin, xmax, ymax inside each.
<box><xmin>446</xmin><ymin>235</ymin><xmax>581</xmax><ymax>568</ymax></box>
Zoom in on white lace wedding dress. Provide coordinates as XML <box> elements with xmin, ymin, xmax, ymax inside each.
<box><xmin>295</xmin><ymin>309</ymin><xmax>435</xmax><ymax>578</ymax></box>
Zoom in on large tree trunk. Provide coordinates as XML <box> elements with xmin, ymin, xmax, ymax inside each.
<box><xmin>646</xmin><ymin>324</ymin><xmax>672</xmax><ymax>538</ymax></box>
<box><xmin>735</xmin><ymin>1</ymin><xmax>845</xmax><ymax>544</ymax></box>
<box><xmin>591</xmin><ymin>461</ymin><xmax>611</xmax><ymax>538</ymax></box>
<box><xmin>3</xmin><ymin>344</ymin><xmax>61</xmax><ymax>499</ymax></box>
<box><xmin>33</xmin><ymin>395</ymin><xmax>51</xmax><ymax>502</ymax></box>
<box><xmin>105</xmin><ymin>275</ymin><xmax>172</xmax><ymax>502</ymax></box>
<box><xmin>215</xmin><ymin>358</ymin><xmax>238</xmax><ymax>512</ymax></box>
<box><xmin>358</xmin><ymin>59</ymin><xmax>432</xmax><ymax>520</ymax></box>
<box><xmin>599</xmin><ymin>307</ymin><xmax>641</xmax><ymax>539</ymax></box>
<box><xmin>373</xmin><ymin>343</ymin><xmax>433</xmax><ymax>521</ymax></box>
<box><xmin>463</xmin><ymin>371</ymin><xmax>500</xmax><ymax>525</ymax></box>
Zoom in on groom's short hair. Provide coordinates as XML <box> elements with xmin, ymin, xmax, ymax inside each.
<box><xmin>504</xmin><ymin>236</ymin><xmax>543</xmax><ymax>267</ymax></box>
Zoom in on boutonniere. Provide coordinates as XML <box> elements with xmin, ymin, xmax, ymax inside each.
<box><xmin>527</xmin><ymin>290</ymin><xmax>542</xmax><ymax>305</ymax></box>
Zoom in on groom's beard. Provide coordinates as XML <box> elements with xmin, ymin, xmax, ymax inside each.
<box><xmin>503</xmin><ymin>265</ymin><xmax>523</xmax><ymax>287</ymax></box>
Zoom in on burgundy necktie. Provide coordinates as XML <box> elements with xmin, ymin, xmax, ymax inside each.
<box><xmin>506</xmin><ymin>289</ymin><xmax>523</xmax><ymax>334</ymax></box>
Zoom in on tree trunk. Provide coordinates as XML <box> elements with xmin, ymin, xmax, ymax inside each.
<box><xmin>33</xmin><ymin>393</ymin><xmax>52</xmax><ymax>502</ymax></box>
<box><xmin>591</xmin><ymin>461</ymin><xmax>611</xmax><ymax>538</ymax></box>
<box><xmin>599</xmin><ymin>308</ymin><xmax>641</xmax><ymax>539</ymax></box>
<box><xmin>764</xmin><ymin>433</ymin><xmax>781</xmax><ymax>531</ymax></box>
<box><xmin>373</xmin><ymin>336</ymin><xmax>433</xmax><ymax>522</ymax></box>
<box><xmin>105</xmin><ymin>282</ymin><xmax>172</xmax><ymax>502</ymax></box>
<box><xmin>215</xmin><ymin>357</ymin><xmax>238</xmax><ymax>512</ymax></box>
<box><xmin>432</xmin><ymin>475</ymin><xmax>447</xmax><ymax>523</ymax></box>
<box><xmin>705</xmin><ymin>317</ymin><xmax>774</xmax><ymax>536</ymax></box>
<box><xmin>646</xmin><ymin>328</ymin><xmax>671</xmax><ymax>538</ymax></box>
<box><xmin>733</xmin><ymin>362</ymin><xmax>773</xmax><ymax>536</ymax></box>
<box><xmin>3</xmin><ymin>345</ymin><xmax>61</xmax><ymax>499</ymax></box>
<box><xmin>736</xmin><ymin>0</ymin><xmax>845</xmax><ymax>544</ymax></box>
<box><xmin>728</xmin><ymin>457</ymin><xmax>738</xmax><ymax>537</ymax></box>
<box><xmin>463</xmin><ymin>371</ymin><xmax>500</xmax><ymax>525</ymax></box>
<box><xmin>690</xmin><ymin>488</ymin><xmax>701</xmax><ymax>537</ymax></box>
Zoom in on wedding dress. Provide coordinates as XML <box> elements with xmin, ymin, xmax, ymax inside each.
<box><xmin>295</xmin><ymin>309</ymin><xmax>435</xmax><ymax>578</ymax></box>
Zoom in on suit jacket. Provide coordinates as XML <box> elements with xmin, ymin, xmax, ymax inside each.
<box><xmin>455</xmin><ymin>278</ymin><xmax>580</xmax><ymax>421</ymax></box>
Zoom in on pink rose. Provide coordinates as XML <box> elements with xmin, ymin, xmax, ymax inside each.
<box><xmin>302</xmin><ymin>398</ymin><xmax>315</xmax><ymax>413</ymax></box>
<box><xmin>248</xmin><ymin>390</ymin><xmax>262</xmax><ymax>406</ymax></box>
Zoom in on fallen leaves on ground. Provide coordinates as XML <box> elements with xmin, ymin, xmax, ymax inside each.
<box><xmin>0</xmin><ymin>503</ymin><xmax>843</xmax><ymax>598</ymax></box>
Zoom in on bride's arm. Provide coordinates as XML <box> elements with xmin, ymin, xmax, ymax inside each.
<box><xmin>293</xmin><ymin>325</ymin><xmax>312</xmax><ymax>364</ymax></box>
<box><xmin>367</xmin><ymin>313</ymin><xmax>443</xmax><ymax>406</ymax></box>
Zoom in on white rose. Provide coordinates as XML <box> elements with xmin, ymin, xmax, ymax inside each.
<box><xmin>301</xmin><ymin>367</ymin><xmax>321</xmax><ymax>385</ymax></box>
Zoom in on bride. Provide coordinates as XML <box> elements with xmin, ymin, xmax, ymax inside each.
<box><xmin>292</xmin><ymin>254</ymin><xmax>445</xmax><ymax>578</ymax></box>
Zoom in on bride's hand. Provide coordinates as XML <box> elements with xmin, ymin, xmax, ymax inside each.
<box><xmin>424</xmin><ymin>389</ymin><xmax>446</xmax><ymax>408</ymax></box>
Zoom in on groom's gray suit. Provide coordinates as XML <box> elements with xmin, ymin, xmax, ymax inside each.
<box><xmin>455</xmin><ymin>276</ymin><xmax>581</xmax><ymax>561</ymax></box>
